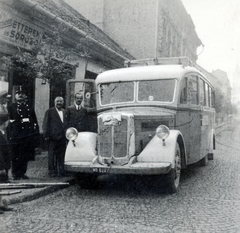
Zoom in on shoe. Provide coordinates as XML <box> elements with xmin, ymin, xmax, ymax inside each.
<box><xmin>21</xmin><ymin>175</ymin><xmax>29</xmax><ymax>179</ymax></box>
<box><xmin>59</xmin><ymin>173</ymin><xmax>70</xmax><ymax>177</ymax></box>
<box><xmin>12</xmin><ymin>176</ymin><xmax>21</xmax><ymax>180</ymax></box>
<box><xmin>0</xmin><ymin>206</ymin><xmax>13</xmax><ymax>211</ymax></box>
<box><xmin>48</xmin><ymin>174</ymin><xmax>57</xmax><ymax>178</ymax></box>
<box><xmin>0</xmin><ymin>174</ymin><xmax>8</xmax><ymax>182</ymax></box>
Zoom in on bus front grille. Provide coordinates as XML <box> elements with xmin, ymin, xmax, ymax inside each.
<box><xmin>98</xmin><ymin>118</ymin><xmax>128</xmax><ymax>158</ymax></box>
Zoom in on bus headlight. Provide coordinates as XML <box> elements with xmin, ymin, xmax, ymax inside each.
<box><xmin>66</xmin><ymin>127</ymin><xmax>78</xmax><ymax>146</ymax></box>
<box><xmin>156</xmin><ymin>125</ymin><xmax>170</xmax><ymax>146</ymax></box>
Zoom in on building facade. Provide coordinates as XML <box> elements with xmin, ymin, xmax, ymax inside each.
<box><xmin>211</xmin><ymin>69</ymin><xmax>231</xmax><ymax>103</ymax></box>
<box><xmin>196</xmin><ymin>63</ymin><xmax>232</xmax><ymax>121</ymax></box>
<box><xmin>73</xmin><ymin>0</ymin><xmax>202</xmax><ymax>62</ymax></box>
<box><xmin>231</xmin><ymin>64</ymin><xmax>240</xmax><ymax>108</ymax></box>
<box><xmin>0</xmin><ymin>0</ymin><xmax>134</xmax><ymax>130</ymax></box>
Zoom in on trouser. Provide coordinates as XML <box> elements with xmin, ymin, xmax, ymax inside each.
<box><xmin>0</xmin><ymin>145</ymin><xmax>11</xmax><ymax>180</ymax></box>
<box><xmin>48</xmin><ymin>138</ymin><xmax>66</xmax><ymax>175</ymax></box>
<box><xmin>11</xmin><ymin>143</ymin><xmax>30</xmax><ymax>178</ymax></box>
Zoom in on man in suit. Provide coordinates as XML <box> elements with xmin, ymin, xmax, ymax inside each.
<box><xmin>42</xmin><ymin>96</ymin><xmax>67</xmax><ymax>177</ymax></box>
<box><xmin>0</xmin><ymin>91</ymin><xmax>13</xmax><ymax>213</ymax></box>
<box><xmin>0</xmin><ymin>91</ymin><xmax>11</xmax><ymax>182</ymax></box>
<box><xmin>66</xmin><ymin>92</ymin><xmax>89</xmax><ymax>132</ymax></box>
<box><xmin>8</xmin><ymin>87</ymin><xmax>39</xmax><ymax>180</ymax></box>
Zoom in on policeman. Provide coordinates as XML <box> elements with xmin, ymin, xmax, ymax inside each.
<box><xmin>8</xmin><ymin>86</ymin><xmax>39</xmax><ymax>180</ymax></box>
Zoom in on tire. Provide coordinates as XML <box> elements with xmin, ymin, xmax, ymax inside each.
<box><xmin>165</xmin><ymin>142</ymin><xmax>181</xmax><ymax>194</ymax></box>
<box><xmin>75</xmin><ymin>173</ymin><xmax>99</xmax><ymax>189</ymax></box>
<box><xmin>208</xmin><ymin>133</ymin><xmax>215</xmax><ymax>160</ymax></box>
<box><xmin>208</xmin><ymin>153</ymin><xmax>214</xmax><ymax>160</ymax></box>
<box><xmin>199</xmin><ymin>154</ymin><xmax>208</xmax><ymax>166</ymax></box>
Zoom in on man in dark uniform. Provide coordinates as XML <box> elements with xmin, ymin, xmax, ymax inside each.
<box><xmin>8</xmin><ymin>87</ymin><xmax>40</xmax><ymax>180</ymax></box>
<box><xmin>42</xmin><ymin>96</ymin><xmax>68</xmax><ymax>177</ymax></box>
<box><xmin>66</xmin><ymin>93</ymin><xmax>89</xmax><ymax>132</ymax></box>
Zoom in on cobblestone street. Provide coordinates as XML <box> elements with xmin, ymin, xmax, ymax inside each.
<box><xmin>1</xmin><ymin>123</ymin><xmax>240</xmax><ymax>233</ymax></box>
<box><xmin>0</xmin><ymin>0</ymin><xmax>238</xmax><ymax>232</ymax></box>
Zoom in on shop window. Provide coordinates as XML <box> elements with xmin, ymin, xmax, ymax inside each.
<box><xmin>49</xmin><ymin>61</ymin><xmax>74</xmax><ymax>107</ymax></box>
<box><xmin>85</xmin><ymin>70</ymin><xmax>97</xmax><ymax>80</ymax></box>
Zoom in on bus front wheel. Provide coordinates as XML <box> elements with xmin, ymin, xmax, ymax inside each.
<box><xmin>165</xmin><ymin>142</ymin><xmax>181</xmax><ymax>194</ymax></box>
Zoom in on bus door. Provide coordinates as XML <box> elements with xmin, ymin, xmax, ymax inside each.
<box><xmin>199</xmin><ymin>80</ymin><xmax>214</xmax><ymax>159</ymax></box>
<box><xmin>66</xmin><ymin>79</ymin><xmax>97</xmax><ymax>132</ymax></box>
<box><xmin>177</xmin><ymin>77</ymin><xmax>191</xmax><ymax>164</ymax></box>
<box><xmin>187</xmin><ymin>75</ymin><xmax>201</xmax><ymax>164</ymax></box>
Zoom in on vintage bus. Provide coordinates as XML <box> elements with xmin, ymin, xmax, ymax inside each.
<box><xmin>64</xmin><ymin>57</ymin><xmax>216</xmax><ymax>193</ymax></box>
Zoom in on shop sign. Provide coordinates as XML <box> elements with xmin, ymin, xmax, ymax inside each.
<box><xmin>0</xmin><ymin>9</ymin><xmax>44</xmax><ymax>50</ymax></box>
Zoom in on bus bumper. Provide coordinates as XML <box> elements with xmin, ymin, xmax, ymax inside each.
<box><xmin>64</xmin><ymin>161</ymin><xmax>171</xmax><ymax>175</ymax></box>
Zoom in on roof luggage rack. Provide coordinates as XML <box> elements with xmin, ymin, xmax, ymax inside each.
<box><xmin>124</xmin><ymin>56</ymin><xmax>194</xmax><ymax>68</ymax></box>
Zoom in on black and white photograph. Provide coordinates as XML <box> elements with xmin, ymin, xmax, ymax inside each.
<box><xmin>0</xmin><ymin>0</ymin><xmax>239</xmax><ymax>232</ymax></box>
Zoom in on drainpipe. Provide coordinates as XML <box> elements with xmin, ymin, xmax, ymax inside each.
<box><xmin>1</xmin><ymin>0</ymin><xmax>130</xmax><ymax>62</ymax></box>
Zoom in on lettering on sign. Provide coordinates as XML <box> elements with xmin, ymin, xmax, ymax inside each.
<box><xmin>0</xmin><ymin>9</ymin><xmax>79</xmax><ymax>65</ymax></box>
<box><xmin>0</xmin><ymin>9</ymin><xmax>44</xmax><ymax>50</ymax></box>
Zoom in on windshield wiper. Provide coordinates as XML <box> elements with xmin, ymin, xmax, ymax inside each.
<box><xmin>110</xmin><ymin>81</ymin><xmax>121</xmax><ymax>94</ymax></box>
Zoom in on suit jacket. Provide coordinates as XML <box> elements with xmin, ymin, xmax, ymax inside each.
<box><xmin>8</xmin><ymin>100</ymin><xmax>39</xmax><ymax>145</ymax></box>
<box><xmin>66</xmin><ymin>105</ymin><xmax>89</xmax><ymax>132</ymax></box>
<box><xmin>42</xmin><ymin>107</ymin><xmax>67</xmax><ymax>141</ymax></box>
<box><xmin>0</xmin><ymin>130</ymin><xmax>11</xmax><ymax>170</ymax></box>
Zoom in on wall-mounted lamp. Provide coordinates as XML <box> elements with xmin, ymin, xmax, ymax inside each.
<box><xmin>197</xmin><ymin>44</ymin><xmax>205</xmax><ymax>57</ymax></box>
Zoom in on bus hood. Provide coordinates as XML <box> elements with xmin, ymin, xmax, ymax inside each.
<box><xmin>98</xmin><ymin>106</ymin><xmax>176</xmax><ymax>117</ymax></box>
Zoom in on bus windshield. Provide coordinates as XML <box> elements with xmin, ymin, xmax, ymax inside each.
<box><xmin>100</xmin><ymin>81</ymin><xmax>134</xmax><ymax>105</ymax></box>
<box><xmin>138</xmin><ymin>79</ymin><xmax>176</xmax><ymax>102</ymax></box>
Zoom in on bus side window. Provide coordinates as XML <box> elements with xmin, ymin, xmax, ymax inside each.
<box><xmin>205</xmin><ymin>83</ymin><xmax>209</xmax><ymax>107</ymax></box>
<box><xmin>180</xmin><ymin>77</ymin><xmax>188</xmax><ymax>104</ymax></box>
<box><xmin>199</xmin><ymin>78</ymin><xmax>206</xmax><ymax>106</ymax></box>
<box><xmin>211</xmin><ymin>88</ymin><xmax>215</xmax><ymax>107</ymax></box>
<box><xmin>209</xmin><ymin>86</ymin><xmax>213</xmax><ymax>107</ymax></box>
<box><xmin>188</xmin><ymin>76</ymin><xmax>198</xmax><ymax>105</ymax></box>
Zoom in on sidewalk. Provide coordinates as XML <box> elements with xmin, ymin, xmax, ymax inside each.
<box><xmin>2</xmin><ymin>151</ymin><xmax>74</xmax><ymax>206</ymax></box>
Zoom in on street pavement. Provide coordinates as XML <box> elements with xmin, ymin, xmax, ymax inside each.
<box><xmin>1</xmin><ymin>151</ymin><xmax>73</xmax><ymax>206</ymax></box>
<box><xmin>1</xmin><ymin>121</ymin><xmax>231</xmax><ymax>207</ymax></box>
<box><xmin>1</xmin><ymin>121</ymin><xmax>240</xmax><ymax>232</ymax></box>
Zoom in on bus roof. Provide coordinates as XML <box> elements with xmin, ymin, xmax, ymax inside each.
<box><xmin>96</xmin><ymin>65</ymin><xmax>208</xmax><ymax>85</ymax></box>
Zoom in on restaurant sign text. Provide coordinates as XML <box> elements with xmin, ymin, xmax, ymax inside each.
<box><xmin>0</xmin><ymin>9</ymin><xmax>44</xmax><ymax>50</ymax></box>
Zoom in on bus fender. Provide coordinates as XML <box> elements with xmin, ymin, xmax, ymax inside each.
<box><xmin>137</xmin><ymin>130</ymin><xmax>185</xmax><ymax>168</ymax></box>
<box><xmin>65</xmin><ymin>132</ymin><xmax>97</xmax><ymax>162</ymax></box>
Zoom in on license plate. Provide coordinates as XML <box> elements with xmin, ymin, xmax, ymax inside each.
<box><xmin>92</xmin><ymin>167</ymin><xmax>109</xmax><ymax>173</ymax></box>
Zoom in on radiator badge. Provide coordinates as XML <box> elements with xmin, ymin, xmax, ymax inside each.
<box><xmin>103</xmin><ymin>114</ymin><xmax>121</xmax><ymax>126</ymax></box>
